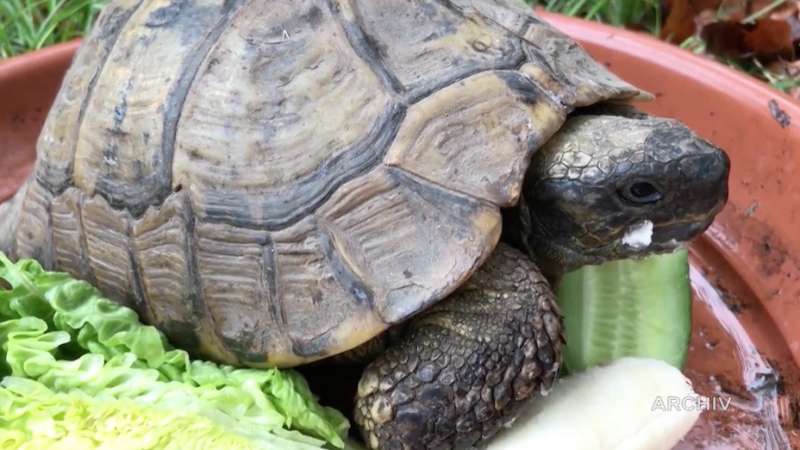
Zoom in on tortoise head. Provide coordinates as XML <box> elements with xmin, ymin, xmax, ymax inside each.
<box><xmin>512</xmin><ymin>104</ymin><xmax>730</xmax><ymax>274</ymax></box>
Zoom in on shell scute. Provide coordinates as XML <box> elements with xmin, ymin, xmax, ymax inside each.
<box><xmin>15</xmin><ymin>0</ymin><xmax>648</xmax><ymax>366</ymax></box>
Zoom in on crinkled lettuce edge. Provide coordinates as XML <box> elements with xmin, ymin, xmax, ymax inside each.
<box><xmin>0</xmin><ymin>252</ymin><xmax>348</xmax><ymax>448</ymax></box>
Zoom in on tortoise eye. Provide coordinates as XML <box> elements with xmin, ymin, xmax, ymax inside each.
<box><xmin>619</xmin><ymin>181</ymin><xmax>663</xmax><ymax>205</ymax></box>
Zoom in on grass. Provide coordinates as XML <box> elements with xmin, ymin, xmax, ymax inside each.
<box><xmin>534</xmin><ymin>0</ymin><xmax>665</xmax><ymax>34</ymax></box>
<box><xmin>1</xmin><ymin>0</ymin><xmax>798</xmax><ymax>95</ymax></box>
<box><xmin>0</xmin><ymin>0</ymin><xmax>106</xmax><ymax>59</ymax></box>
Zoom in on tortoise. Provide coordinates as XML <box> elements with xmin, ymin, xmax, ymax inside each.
<box><xmin>0</xmin><ymin>0</ymin><xmax>730</xmax><ymax>449</ymax></box>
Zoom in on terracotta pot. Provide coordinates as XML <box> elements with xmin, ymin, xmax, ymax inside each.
<box><xmin>539</xmin><ymin>12</ymin><xmax>800</xmax><ymax>449</ymax></box>
<box><xmin>0</xmin><ymin>40</ymin><xmax>81</xmax><ymax>203</ymax></box>
<box><xmin>1</xmin><ymin>14</ymin><xmax>799</xmax><ymax>449</ymax></box>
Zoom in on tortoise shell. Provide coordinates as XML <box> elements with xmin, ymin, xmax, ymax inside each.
<box><xmin>10</xmin><ymin>0</ymin><xmax>645</xmax><ymax>367</ymax></box>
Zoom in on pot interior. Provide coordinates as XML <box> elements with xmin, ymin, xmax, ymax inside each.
<box><xmin>2</xmin><ymin>17</ymin><xmax>800</xmax><ymax>449</ymax></box>
<box><xmin>540</xmin><ymin>12</ymin><xmax>800</xmax><ymax>449</ymax></box>
<box><xmin>0</xmin><ymin>41</ymin><xmax>81</xmax><ymax>203</ymax></box>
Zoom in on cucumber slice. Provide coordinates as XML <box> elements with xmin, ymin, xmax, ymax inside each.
<box><xmin>556</xmin><ymin>249</ymin><xmax>692</xmax><ymax>373</ymax></box>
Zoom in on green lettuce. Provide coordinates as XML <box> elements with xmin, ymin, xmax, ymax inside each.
<box><xmin>0</xmin><ymin>252</ymin><xmax>350</xmax><ymax>449</ymax></box>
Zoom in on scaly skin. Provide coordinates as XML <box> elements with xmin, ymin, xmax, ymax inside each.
<box><xmin>355</xmin><ymin>243</ymin><xmax>562</xmax><ymax>450</ymax></box>
<box><xmin>353</xmin><ymin>106</ymin><xmax>730</xmax><ymax>450</ymax></box>
<box><xmin>503</xmin><ymin>104</ymin><xmax>731</xmax><ymax>279</ymax></box>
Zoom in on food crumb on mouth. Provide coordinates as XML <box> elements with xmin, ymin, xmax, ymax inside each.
<box><xmin>621</xmin><ymin>220</ymin><xmax>654</xmax><ymax>248</ymax></box>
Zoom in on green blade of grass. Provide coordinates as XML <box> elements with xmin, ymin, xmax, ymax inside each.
<box><xmin>530</xmin><ymin>0</ymin><xmax>662</xmax><ymax>33</ymax></box>
<box><xmin>0</xmin><ymin>0</ymin><xmax>107</xmax><ymax>58</ymax></box>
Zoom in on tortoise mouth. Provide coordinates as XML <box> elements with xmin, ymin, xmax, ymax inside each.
<box><xmin>650</xmin><ymin>221</ymin><xmax>709</xmax><ymax>245</ymax></box>
<box><xmin>569</xmin><ymin>217</ymin><xmax>716</xmax><ymax>269</ymax></box>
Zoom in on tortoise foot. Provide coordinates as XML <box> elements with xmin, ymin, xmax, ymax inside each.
<box><xmin>353</xmin><ymin>243</ymin><xmax>565</xmax><ymax>450</ymax></box>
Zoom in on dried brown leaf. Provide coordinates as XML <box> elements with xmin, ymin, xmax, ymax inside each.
<box><xmin>700</xmin><ymin>18</ymin><xmax>795</xmax><ymax>61</ymax></box>
<box><xmin>660</xmin><ymin>0</ymin><xmax>744</xmax><ymax>43</ymax></box>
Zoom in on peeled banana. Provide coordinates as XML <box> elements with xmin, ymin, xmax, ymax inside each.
<box><xmin>344</xmin><ymin>357</ymin><xmax>701</xmax><ymax>450</ymax></box>
<box><xmin>486</xmin><ymin>357</ymin><xmax>702</xmax><ymax>450</ymax></box>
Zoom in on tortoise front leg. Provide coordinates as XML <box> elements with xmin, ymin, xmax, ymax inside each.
<box><xmin>354</xmin><ymin>243</ymin><xmax>565</xmax><ymax>450</ymax></box>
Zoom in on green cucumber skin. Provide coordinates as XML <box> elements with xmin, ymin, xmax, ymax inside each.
<box><xmin>555</xmin><ymin>249</ymin><xmax>692</xmax><ymax>374</ymax></box>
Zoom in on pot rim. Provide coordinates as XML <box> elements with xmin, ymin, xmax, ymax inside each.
<box><xmin>0</xmin><ymin>39</ymin><xmax>82</xmax><ymax>82</ymax></box>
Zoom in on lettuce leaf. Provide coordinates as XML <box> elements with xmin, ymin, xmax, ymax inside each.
<box><xmin>0</xmin><ymin>252</ymin><xmax>349</xmax><ymax>449</ymax></box>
